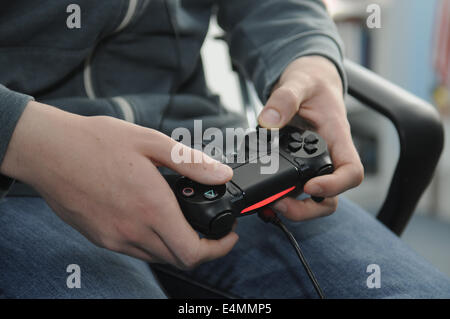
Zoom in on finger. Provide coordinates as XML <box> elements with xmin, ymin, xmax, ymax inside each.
<box><xmin>122</xmin><ymin>223</ymin><xmax>186</xmax><ymax>267</ymax></box>
<box><xmin>116</xmin><ymin>243</ymin><xmax>165</xmax><ymax>264</ymax></box>
<box><xmin>195</xmin><ymin>232</ymin><xmax>240</xmax><ymax>265</ymax></box>
<box><xmin>147</xmin><ymin>169</ymin><xmax>239</xmax><ymax>269</ymax></box>
<box><xmin>156</xmin><ymin>223</ymin><xmax>239</xmax><ymax>269</ymax></box>
<box><xmin>301</xmin><ymin>113</ymin><xmax>364</xmax><ymax>198</ymax></box>
<box><xmin>304</xmin><ymin>161</ymin><xmax>364</xmax><ymax>198</ymax></box>
<box><xmin>272</xmin><ymin>196</ymin><xmax>338</xmax><ymax>222</ymax></box>
<box><xmin>258</xmin><ymin>84</ymin><xmax>308</xmax><ymax>128</ymax></box>
<box><xmin>145</xmin><ymin>131</ymin><xmax>233</xmax><ymax>185</ymax></box>
<box><xmin>136</xmin><ymin>223</ymin><xmax>237</xmax><ymax>269</ymax></box>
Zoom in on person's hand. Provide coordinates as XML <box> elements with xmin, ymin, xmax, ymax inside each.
<box><xmin>0</xmin><ymin>101</ymin><xmax>238</xmax><ymax>269</ymax></box>
<box><xmin>258</xmin><ymin>55</ymin><xmax>364</xmax><ymax>221</ymax></box>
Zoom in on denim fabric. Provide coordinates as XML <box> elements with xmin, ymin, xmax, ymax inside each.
<box><xmin>1</xmin><ymin>196</ymin><xmax>449</xmax><ymax>298</ymax></box>
<box><xmin>184</xmin><ymin>198</ymin><xmax>450</xmax><ymax>298</ymax></box>
<box><xmin>0</xmin><ymin>197</ymin><xmax>166</xmax><ymax>298</ymax></box>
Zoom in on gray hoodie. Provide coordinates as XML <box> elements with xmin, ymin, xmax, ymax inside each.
<box><xmin>0</xmin><ymin>0</ymin><xmax>345</xmax><ymax>196</ymax></box>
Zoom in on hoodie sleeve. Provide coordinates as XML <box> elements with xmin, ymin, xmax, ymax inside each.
<box><xmin>0</xmin><ymin>84</ymin><xmax>34</xmax><ymax>197</ymax></box>
<box><xmin>216</xmin><ymin>0</ymin><xmax>346</xmax><ymax>103</ymax></box>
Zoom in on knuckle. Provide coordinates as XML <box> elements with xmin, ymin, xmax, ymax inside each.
<box><xmin>114</xmin><ymin>221</ymin><xmax>140</xmax><ymax>245</ymax></box>
<box><xmin>324</xmin><ymin>209</ymin><xmax>334</xmax><ymax>217</ymax></box>
<box><xmin>335</xmin><ymin>116</ymin><xmax>351</xmax><ymax>131</ymax></box>
<box><xmin>147</xmin><ymin>127</ymin><xmax>167</xmax><ymax>140</ymax></box>
<box><xmin>80</xmin><ymin>225</ymin><xmax>112</xmax><ymax>249</ymax></box>
<box><xmin>122</xmin><ymin>196</ymin><xmax>159</xmax><ymax>229</ymax></box>
<box><xmin>320</xmin><ymin>197</ymin><xmax>338</xmax><ymax>217</ymax></box>
<box><xmin>178</xmin><ymin>254</ymin><xmax>199</xmax><ymax>270</ymax></box>
<box><xmin>138</xmin><ymin>201</ymin><xmax>160</xmax><ymax>226</ymax></box>
<box><xmin>175</xmin><ymin>261</ymin><xmax>196</xmax><ymax>271</ymax></box>
<box><xmin>200</xmin><ymin>157</ymin><xmax>213</xmax><ymax>171</ymax></box>
<box><xmin>322</xmin><ymin>207</ymin><xmax>334</xmax><ymax>217</ymax></box>
<box><xmin>92</xmin><ymin>115</ymin><xmax>112</xmax><ymax>123</ymax></box>
<box><xmin>94</xmin><ymin>235</ymin><xmax>119</xmax><ymax>252</ymax></box>
<box><xmin>178</xmin><ymin>246</ymin><xmax>202</xmax><ymax>270</ymax></box>
<box><xmin>353</xmin><ymin>162</ymin><xmax>365</xmax><ymax>186</ymax></box>
<box><xmin>276</xmin><ymin>86</ymin><xmax>300</xmax><ymax>110</ymax></box>
<box><xmin>187</xmin><ymin>160</ymin><xmax>203</xmax><ymax>172</ymax></box>
<box><xmin>186</xmin><ymin>152</ymin><xmax>216</xmax><ymax>172</ymax></box>
<box><xmin>313</xmin><ymin>75</ymin><xmax>328</xmax><ymax>90</ymax></box>
<box><xmin>141</xmin><ymin>128</ymin><xmax>172</xmax><ymax>152</ymax></box>
<box><xmin>330</xmin><ymin>197</ymin><xmax>339</xmax><ymax>212</ymax></box>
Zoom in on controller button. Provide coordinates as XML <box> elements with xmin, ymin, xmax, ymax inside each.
<box><xmin>227</xmin><ymin>183</ymin><xmax>241</xmax><ymax>197</ymax></box>
<box><xmin>305</xmin><ymin>134</ymin><xmax>319</xmax><ymax>144</ymax></box>
<box><xmin>304</xmin><ymin>144</ymin><xmax>318</xmax><ymax>154</ymax></box>
<box><xmin>294</xmin><ymin>158</ymin><xmax>311</xmax><ymax>172</ymax></box>
<box><xmin>210</xmin><ymin>212</ymin><xmax>235</xmax><ymax>237</ymax></box>
<box><xmin>203</xmin><ymin>189</ymin><xmax>219</xmax><ymax>200</ymax></box>
<box><xmin>181</xmin><ymin>187</ymin><xmax>195</xmax><ymax>198</ymax></box>
<box><xmin>288</xmin><ymin>142</ymin><xmax>302</xmax><ymax>152</ymax></box>
<box><xmin>289</xmin><ymin>132</ymin><xmax>303</xmax><ymax>142</ymax></box>
<box><xmin>300</xmin><ymin>164</ymin><xmax>310</xmax><ymax>172</ymax></box>
<box><xmin>294</xmin><ymin>157</ymin><xmax>304</xmax><ymax>166</ymax></box>
<box><xmin>317</xmin><ymin>164</ymin><xmax>334</xmax><ymax>176</ymax></box>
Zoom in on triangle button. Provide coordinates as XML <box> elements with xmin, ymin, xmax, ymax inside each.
<box><xmin>203</xmin><ymin>189</ymin><xmax>218</xmax><ymax>200</ymax></box>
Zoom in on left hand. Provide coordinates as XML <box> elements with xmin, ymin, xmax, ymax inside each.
<box><xmin>258</xmin><ymin>55</ymin><xmax>364</xmax><ymax>221</ymax></box>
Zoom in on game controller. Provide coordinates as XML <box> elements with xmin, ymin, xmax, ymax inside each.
<box><xmin>164</xmin><ymin>125</ymin><xmax>333</xmax><ymax>239</ymax></box>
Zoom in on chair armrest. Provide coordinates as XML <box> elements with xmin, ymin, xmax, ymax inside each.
<box><xmin>345</xmin><ymin>60</ymin><xmax>445</xmax><ymax>235</ymax></box>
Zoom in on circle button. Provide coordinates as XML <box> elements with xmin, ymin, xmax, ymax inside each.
<box><xmin>181</xmin><ymin>187</ymin><xmax>195</xmax><ymax>197</ymax></box>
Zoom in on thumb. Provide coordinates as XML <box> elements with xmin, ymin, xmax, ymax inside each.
<box><xmin>258</xmin><ymin>85</ymin><xmax>305</xmax><ymax>129</ymax></box>
<box><xmin>149</xmin><ymin>133</ymin><xmax>233</xmax><ymax>185</ymax></box>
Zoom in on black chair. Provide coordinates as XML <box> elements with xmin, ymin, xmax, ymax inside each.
<box><xmin>151</xmin><ymin>59</ymin><xmax>445</xmax><ymax>298</ymax></box>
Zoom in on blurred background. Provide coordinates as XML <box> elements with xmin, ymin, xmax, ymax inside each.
<box><xmin>201</xmin><ymin>0</ymin><xmax>450</xmax><ymax>276</ymax></box>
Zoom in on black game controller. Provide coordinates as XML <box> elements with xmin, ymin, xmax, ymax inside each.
<box><xmin>164</xmin><ymin>125</ymin><xmax>333</xmax><ymax>239</ymax></box>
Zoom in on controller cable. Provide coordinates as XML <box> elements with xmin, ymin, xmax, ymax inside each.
<box><xmin>164</xmin><ymin>1</ymin><xmax>325</xmax><ymax>299</ymax></box>
<box><xmin>257</xmin><ymin>207</ymin><xmax>326</xmax><ymax>299</ymax></box>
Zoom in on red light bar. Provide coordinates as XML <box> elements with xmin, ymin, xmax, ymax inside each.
<box><xmin>240</xmin><ymin>186</ymin><xmax>296</xmax><ymax>214</ymax></box>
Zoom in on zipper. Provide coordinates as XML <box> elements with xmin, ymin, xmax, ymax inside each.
<box><xmin>83</xmin><ymin>0</ymin><xmax>139</xmax><ymax>101</ymax></box>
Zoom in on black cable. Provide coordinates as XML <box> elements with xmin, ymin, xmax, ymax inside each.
<box><xmin>164</xmin><ymin>0</ymin><xmax>323</xmax><ymax>298</ymax></box>
<box><xmin>258</xmin><ymin>207</ymin><xmax>326</xmax><ymax>299</ymax></box>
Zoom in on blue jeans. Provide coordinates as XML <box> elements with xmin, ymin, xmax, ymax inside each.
<box><xmin>1</xmin><ymin>196</ymin><xmax>449</xmax><ymax>298</ymax></box>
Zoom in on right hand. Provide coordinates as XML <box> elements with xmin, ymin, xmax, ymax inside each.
<box><xmin>0</xmin><ymin>101</ymin><xmax>239</xmax><ymax>269</ymax></box>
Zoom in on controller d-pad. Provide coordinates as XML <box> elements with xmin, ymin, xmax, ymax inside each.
<box><xmin>304</xmin><ymin>144</ymin><xmax>318</xmax><ymax>155</ymax></box>
<box><xmin>285</xmin><ymin>130</ymin><xmax>322</xmax><ymax>156</ymax></box>
<box><xmin>288</xmin><ymin>142</ymin><xmax>302</xmax><ymax>152</ymax></box>
<box><xmin>289</xmin><ymin>132</ymin><xmax>303</xmax><ymax>143</ymax></box>
<box><xmin>305</xmin><ymin>134</ymin><xmax>319</xmax><ymax>144</ymax></box>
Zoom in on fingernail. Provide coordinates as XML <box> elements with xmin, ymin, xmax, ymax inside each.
<box><xmin>307</xmin><ymin>184</ymin><xmax>323</xmax><ymax>196</ymax></box>
<box><xmin>273</xmin><ymin>201</ymin><xmax>287</xmax><ymax>213</ymax></box>
<box><xmin>260</xmin><ymin>108</ymin><xmax>281</xmax><ymax>126</ymax></box>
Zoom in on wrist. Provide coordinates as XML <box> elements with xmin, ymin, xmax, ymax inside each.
<box><xmin>0</xmin><ymin>101</ymin><xmax>84</xmax><ymax>185</ymax></box>
<box><xmin>277</xmin><ymin>55</ymin><xmax>343</xmax><ymax>96</ymax></box>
